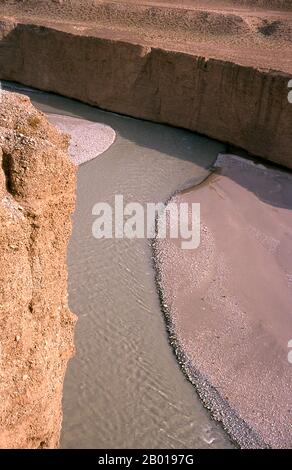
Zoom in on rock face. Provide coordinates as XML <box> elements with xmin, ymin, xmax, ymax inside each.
<box><xmin>0</xmin><ymin>91</ymin><xmax>76</xmax><ymax>448</ymax></box>
<box><xmin>0</xmin><ymin>19</ymin><xmax>291</xmax><ymax>169</ymax></box>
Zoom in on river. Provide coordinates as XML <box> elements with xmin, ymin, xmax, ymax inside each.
<box><xmin>4</xmin><ymin>83</ymin><xmax>233</xmax><ymax>449</ymax></box>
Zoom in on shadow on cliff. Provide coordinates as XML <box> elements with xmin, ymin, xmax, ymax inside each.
<box><xmin>3</xmin><ymin>81</ymin><xmax>220</xmax><ymax>167</ymax></box>
<box><xmin>3</xmin><ymin>81</ymin><xmax>292</xmax><ymax>211</ymax></box>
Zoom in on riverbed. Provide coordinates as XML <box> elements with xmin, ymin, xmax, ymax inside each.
<box><xmin>4</xmin><ymin>83</ymin><xmax>233</xmax><ymax>449</ymax></box>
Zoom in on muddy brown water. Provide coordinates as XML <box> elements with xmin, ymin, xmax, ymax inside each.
<box><xmin>4</xmin><ymin>83</ymin><xmax>233</xmax><ymax>449</ymax></box>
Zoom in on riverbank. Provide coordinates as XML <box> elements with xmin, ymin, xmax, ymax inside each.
<box><xmin>153</xmin><ymin>153</ymin><xmax>292</xmax><ymax>448</ymax></box>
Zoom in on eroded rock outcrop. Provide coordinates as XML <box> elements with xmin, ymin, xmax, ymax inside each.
<box><xmin>0</xmin><ymin>91</ymin><xmax>76</xmax><ymax>448</ymax></box>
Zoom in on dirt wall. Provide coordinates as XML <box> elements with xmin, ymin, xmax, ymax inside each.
<box><xmin>0</xmin><ymin>20</ymin><xmax>291</xmax><ymax>169</ymax></box>
<box><xmin>0</xmin><ymin>91</ymin><xmax>76</xmax><ymax>448</ymax></box>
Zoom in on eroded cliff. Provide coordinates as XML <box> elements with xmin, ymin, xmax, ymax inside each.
<box><xmin>0</xmin><ymin>91</ymin><xmax>76</xmax><ymax>448</ymax></box>
<box><xmin>0</xmin><ymin>16</ymin><xmax>291</xmax><ymax>169</ymax></box>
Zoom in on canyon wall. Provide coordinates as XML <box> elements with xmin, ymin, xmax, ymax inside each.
<box><xmin>0</xmin><ymin>91</ymin><xmax>76</xmax><ymax>448</ymax></box>
<box><xmin>0</xmin><ymin>21</ymin><xmax>291</xmax><ymax>169</ymax></box>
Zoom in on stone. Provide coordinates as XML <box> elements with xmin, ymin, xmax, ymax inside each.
<box><xmin>0</xmin><ymin>91</ymin><xmax>76</xmax><ymax>448</ymax></box>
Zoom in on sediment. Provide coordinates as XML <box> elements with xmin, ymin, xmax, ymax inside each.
<box><xmin>0</xmin><ymin>91</ymin><xmax>76</xmax><ymax>448</ymax></box>
<box><xmin>0</xmin><ymin>1</ymin><xmax>291</xmax><ymax>169</ymax></box>
<box><xmin>153</xmin><ymin>154</ymin><xmax>292</xmax><ymax>448</ymax></box>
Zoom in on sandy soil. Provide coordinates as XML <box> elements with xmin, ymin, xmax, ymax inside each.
<box><xmin>154</xmin><ymin>154</ymin><xmax>292</xmax><ymax>448</ymax></box>
<box><xmin>1</xmin><ymin>0</ymin><xmax>292</xmax><ymax>73</ymax></box>
<box><xmin>107</xmin><ymin>1</ymin><xmax>292</xmax><ymax>10</ymax></box>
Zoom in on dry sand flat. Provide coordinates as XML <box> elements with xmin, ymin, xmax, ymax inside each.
<box><xmin>154</xmin><ymin>154</ymin><xmax>292</xmax><ymax>448</ymax></box>
<box><xmin>1</xmin><ymin>0</ymin><xmax>292</xmax><ymax>71</ymax></box>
